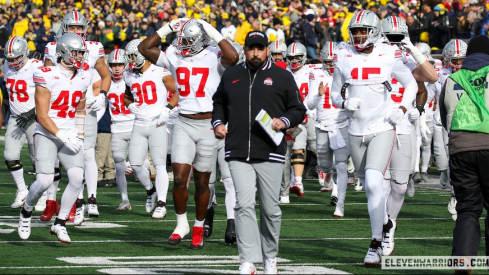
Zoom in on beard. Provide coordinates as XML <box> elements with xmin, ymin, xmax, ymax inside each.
<box><xmin>247</xmin><ymin>57</ymin><xmax>266</xmax><ymax>69</ymax></box>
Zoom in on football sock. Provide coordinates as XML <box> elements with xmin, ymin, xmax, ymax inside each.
<box><xmin>364</xmin><ymin>169</ymin><xmax>385</xmax><ymax>240</ymax></box>
<box><xmin>336</xmin><ymin>162</ymin><xmax>348</xmax><ymax>205</ymax></box>
<box><xmin>58</xmin><ymin>167</ymin><xmax>84</xmax><ymax>220</ymax></box>
<box><xmin>84</xmin><ymin>148</ymin><xmax>98</xmax><ymax>198</ymax></box>
<box><xmin>194</xmin><ymin>219</ymin><xmax>204</xmax><ymax>227</ymax></box>
<box><xmin>115</xmin><ymin>161</ymin><xmax>129</xmax><ymax>202</ymax></box>
<box><xmin>132</xmin><ymin>164</ymin><xmax>152</xmax><ymax>190</ymax></box>
<box><xmin>11</xmin><ymin>169</ymin><xmax>26</xmax><ymax>191</ymax></box>
<box><xmin>24</xmin><ymin>173</ymin><xmax>55</xmax><ymax>211</ymax></box>
<box><xmin>388</xmin><ymin>180</ymin><xmax>407</xmax><ymax>220</ymax></box>
<box><xmin>154</xmin><ymin>165</ymin><xmax>169</xmax><ymax>203</ymax></box>
<box><xmin>207</xmin><ymin>182</ymin><xmax>215</xmax><ymax>209</ymax></box>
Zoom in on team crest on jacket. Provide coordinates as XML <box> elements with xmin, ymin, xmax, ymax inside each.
<box><xmin>264</xmin><ymin>78</ymin><xmax>273</xmax><ymax>86</ymax></box>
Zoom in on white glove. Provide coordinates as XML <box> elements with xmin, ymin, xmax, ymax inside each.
<box><xmin>408</xmin><ymin>108</ymin><xmax>420</xmax><ymax>122</ymax></box>
<box><xmin>157</xmin><ymin>107</ymin><xmax>171</xmax><ymax>126</ymax></box>
<box><xmin>56</xmin><ymin>130</ymin><xmax>83</xmax><ymax>153</ymax></box>
<box><xmin>128</xmin><ymin>103</ymin><xmax>139</xmax><ymax>115</ymax></box>
<box><xmin>343</xmin><ymin>98</ymin><xmax>362</xmax><ymax>111</ymax></box>
<box><xmin>86</xmin><ymin>93</ymin><xmax>106</xmax><ymax>111</ymax></box>
<box><xmin>156</xmin><ymin>18</ymin><xmax>189</xmax><ymax>38</ymax></box>
<box><xmin>420</xmin><ymin>118</ymin><xmax>432</xmax><ymax>142</ymax></box>
<box><xmin>387</xmin><ymin>108</ymin><xmax>405</xmax><ymax>125</ymax></box>
<box><xmin>402</xmin><ymin>36</ymin><xmax>427</xmax><ymax>64</ymax></box>
<box><xmin>197</xmin><ymin>19</ymin><xmax>224</xmax><ymax>43</ymax></box>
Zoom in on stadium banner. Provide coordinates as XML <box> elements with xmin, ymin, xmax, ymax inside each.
<box><xmin>382</xmin><ymin>256</ymin><xmax>489</xmax><ymax>270</ymax></box>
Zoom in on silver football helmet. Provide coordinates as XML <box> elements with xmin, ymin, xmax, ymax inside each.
<box><xmin>320</xmin><ymin>42</ymin><xmax>338</xmax><ymax>74</ymax></box>
<box><xmin>108</xmin><ymin>49</ymin><xmax>128</xmax><ymax>80</ymax></box>
<box><xmin>4</xmin><ymin>36</ymin><xmax>29</xmax><ymax>70</ymax></box>
<box><xmin>381</xmin><ymin>16</ymin><xmax>409</xmax><ymax>45</ymax></box>
<box><xmin>416</xmin><ymin>42</ymin><xmax>431</xmax><ymax>55</ymax></box>
<box><xmin>269</xmin><ymin>40</ymin><xmax>287</xmax><ymax>62</ymax></box>
<box><xmin>62</xmin><ymin>11</ymin><xmax>89</xmax><ymax>39</ymax></box>
<box><xmin>176</xmin><ymin>19</ymin><xmax>210</xmax><ymax>57</ymax></box>
<box><xmin>348</xmin><ymin>10</ymin><xmax>381</xmax><ymax>51</ymax></box>
<box><xmin>442</xmin><ymin>39</ymin><xmax>467</xmax><ymax>72</ymax></box>
<box><xmin>56</xmin><ymin>33</ymin><xmax>88</xmax><ymax>70</ymax></box>
<box><xmin>125</xmin><ymin>39</ymin><xmax>145</xmax><ymax>70</ymax></box>
<box><xmin>286</xmin><ymin>42</ymin><xmax>307</xmax><ymax>69</ymax></box>
<box><xmin>231</xmin><ymin>41</ymin><xmax>245</xmax><ymax>64</ymax></box>
<box><xmin>55</xmin><ymin>28</ymin><xmax>64</xmax><ymax>41</ymax></box>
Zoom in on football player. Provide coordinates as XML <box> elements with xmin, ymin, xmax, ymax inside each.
<box><xmin>124</xmin><ymin>39</ymin><xmax>176</xmax><ymax>219</ymax></box>
<box><xmin>330</xmin><ymin>11</ymin><xmax>418</xmax><ymax>265</ymax></box>
<box><xmin>106</xmin><ymin>49</ymin><xmax>134</xmax><ymax>210</ymax></box>
<box><xmin>18</xmin><ymin>33</ymin><xmax>92</xmax><ymax>243</ymax></box>
<box><xmin>41</xmin><ymin>11</ymin><xmax>111</xmax><ymax>222</ymax></box>
<box><xmin>138</xmin><ymin>18</ymin><xmax>239</xmax><ymax>249</ymax></box>
<box><xmin>306</xmin><ymin>42</ymin><xmax>350</xmax><ymax>217</ymax></box>
<box><xmin>3</xmin><ymin>37</ymin><xmax>42</xmax><ymax>209</ymax></box>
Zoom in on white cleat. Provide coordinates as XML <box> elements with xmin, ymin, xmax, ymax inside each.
<box><xmin>11</xmin><ymin>188</ymin><xmax>29</xmax><ymax>209</ymax></box>
<box><xmin>239</xmin><ymin>262</ymin><xmax>257</xmax><ymax>274</ymax></box>
<box><xmin>321</xmin><ymin>173</ymin><xmax>334</xmax><ymax>192</ymax></box>
<box><xmin>152</xmin><ymin>201</ymin><xmax>167</xmax><ymax>219</ymax></box>
<box><xmin>116</xmin><ymin>200</ymin><xmax>132</xmax><ymax>211</ymax></box>
<box><xmin>448</xmin><ymin>194</ymin><xmax>457</xmax><ymax>215</ymax></box>
<box><xmin>146</xmin><ymin>190</ymin><xmax>157</xmax><ymax>213</ymax></box>
<box><xmin>347</xmin><ymin>156</ymin><xmax>355</xmax><ymax>174</ymax></box>
<box><xmin>263</xmin><ymin>258</ymin><xmax>278</xmax><ymax>274</ymax></box>
<box><xmin>87</xmin><ymin>203</ymin><xmax>99</xmax><ymax>217</ymax></box>
<box><xmin>318</xmin><ymin>168</ymin><xmax>325</xmax><ymax>186</ymax></box>
<box><xmin>50</xmin><ymin>224</ymin><xmax>71</xmax><ymax>243</ymax></box>
<box><xmin>382</xmin><ymin>220</ymin><xmax>397</xmax><ymax>256</ymax></box>
<box><xmin>452</xmin><ymin>214</ymin><xmax>458</xmax><ymax>221</ymax></box>
<box><xmin>364</xmin><ymin>240</ymin><xmax>383</xmax><ymax>266</ymax></box>
<box><xmin>73</xmin><ymin>204</ymin><xmax>85</xmax><ymax>226</ymax></box>
<box><xmin>407</xmin><ymin>177</ymin><xmax>415</xmax><ymax>198</ymax></box>
<box><xmin>280</xmin><ymin>196</ymin><xmax>290</xmax><ymax>204</ymax></box>
<box><xmin>354</xmin><ymin>178</ymin><xmax>363</xmax><ymax>191</ymax></box>
<box><xmin>333</xmin><ymin>203</ymin><xmax>344</xmax><ymax>217</ymax></box>
<box><xmin>18</xmin><ymin>212</ymin><xmax>32</xmax><ymax>240</ymax></box>
<box><xmin>35</xmin><ymin>192</ymin><xmax>47</xmax><ymax>212</ymax></box>
<box><xmin>440</xmin><ymin>170</ymin><xmax>448</xmax><ymax>189</ymax></box>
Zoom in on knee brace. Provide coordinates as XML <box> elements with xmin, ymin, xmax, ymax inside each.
<box><xmin>5</xmin><ymin>160</ymin><xmax>23</xmax><ymax>171</ymax></box>
<box><xmin>291</xmin><ymin>152</ymin><xmax>305</xmax><ymax>166</ymax></box>
<box><xmin>54</xmin><ymin>167</ymin><xmax>62</xmax><ymax>182</ymax></box>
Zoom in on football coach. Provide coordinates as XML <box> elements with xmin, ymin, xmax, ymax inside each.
<box><xmin>212</xmin><ymin>31</ymin><xmax>306</xmax><ymax>273</ymax></box>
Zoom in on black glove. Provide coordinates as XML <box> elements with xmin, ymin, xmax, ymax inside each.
<box><xmin>16</xmin><ymin>108</ymin><xmax>36</xmax><ymax>128</ymax></box>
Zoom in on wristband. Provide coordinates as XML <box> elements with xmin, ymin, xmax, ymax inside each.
<box><xmin>166</xmin><ymin>103</ymin><xmax>174</xmax><ymax>110</ymax></box>
<box><xmin>416</xmin><ymin>104</ymin><xmax>425</xmax><ymax>115</ymax></box>
<box><xmin>100</xmin><ymin>90</ymin><xmax>107</xmax><ymax>96</ymax></box>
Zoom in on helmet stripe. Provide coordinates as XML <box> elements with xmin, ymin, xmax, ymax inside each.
<box><xmin>179</xmin><ymin>20</ymin><xmax>191</xmax><ymax>36</ymax></box>
<box><xmin>392</xmin><ymin>16</ymin><xmax>398</xmax><ymax>30</ymax></box>
<box><xmin>292</xmin><ymin>43</ymin><xmax>296</xmax><ymax>54</ymax></box>
<box><xmin>329</xmin><ymin>42</ymin><xmax>333</xmax><ymax>59</ymax></box>
<box><xmin>115</xmin><ymin>49</ymin><xmax>119</xmax><ymax>61</ymax></box>
<box><xmin>275</xmin><ymin>40</ymin><xmax>279</xmax><ymax>49</ymax></box>
<box><xmin>8</xmin><ymin>37</ymin><xmax>15</xmax><ymax>56</ymax></box>
<box><xmin>74</xmin><ymin>11</ymin><xmax>79</xmax><ymax>23</ymax></box>
<box><xmin>356</xmin><ymin>10</ymin><xmax>364</xmax><ymax>24</ymax></box>
<box><xmin>455</xmin><ymin>40</ymin><xmax>460</xmax><ymax>56</ymax></box>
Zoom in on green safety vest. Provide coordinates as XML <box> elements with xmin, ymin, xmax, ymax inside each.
<box><xmin>449</xmin><ymin>66</ymin><xmax>489</xmax><ymax>134</ymax></box>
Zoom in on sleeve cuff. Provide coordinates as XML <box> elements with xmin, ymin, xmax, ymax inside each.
<box><xmin>280</xmin><ymin>117</ymin><xmax>290</xmax><ymax>128</ymax></box>
<box><xmin>213</xmin><ymin>120</ymin><xmax>223</xmax><ymax>129</ymax></box>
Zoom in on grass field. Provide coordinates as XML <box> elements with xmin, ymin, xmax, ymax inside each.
<box><xmin>0</xmin><ymin>128</ymin><xmax>486</xmax><ymax>274</ymax></box>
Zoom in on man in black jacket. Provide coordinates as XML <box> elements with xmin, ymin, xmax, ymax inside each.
<box><xmin>212</xmin><ymin>31</ymin><xmax>306</xmax><ymax>273</ymax></box>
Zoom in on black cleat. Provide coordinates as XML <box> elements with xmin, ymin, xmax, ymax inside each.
<box><xmin>224</xmin><ymin>219</ymin><xmax>236</xmax><ymax>245</ymax></box>
<box><xmin>203</xmin><ymin>206</ymin><xmax>214</xmax><ymax>238</ymax></box>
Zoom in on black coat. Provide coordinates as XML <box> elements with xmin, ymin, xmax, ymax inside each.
<box><xmin>212</xmin><ymin>61</ymin><xmax>306</xmax><ymax>163</ymax></box>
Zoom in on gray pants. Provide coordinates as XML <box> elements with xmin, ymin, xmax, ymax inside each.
<box><xmin>111</xmin><ymin>131</ymin><xmax>131</xmax><ymax>163</ymax></box>
<box><xmin>208</xmin><ymin>139</ymin><xmax>231</xmax><ymax>208</ymax></box>
<box><xmin>316</xmin><ymin>127</ymin><xmax>350</xmax><ymax>172</ymax></box>
<box><xmin>420</xmin><ymin>120</ymin><xmax>434</xmax><ymax>172</ymax></box>
<box><xmin>129</xmin><ymin>124</ymin><xmax>168</xmax><ymax>166</ymax></box>
<box><xmin>292</xmin><ymin>119</ymin><xmax>317</xmax><ymax>152</ymax></box>
<box><xmin>229</xmin><ymin>160</ymin><xmax>283</xmax><ymax>264</ymax></box>
<box><xmin>280</xmin><ymin>141</ymin><xmax>294</xmax><ymax>197</ymax></box>
<box><xmin>349</xmin><ymin>130</ymin><xmax>396</xmax><ymax>179</ymax></box>
<box><xmin>84</xmin><ymin>109</ymin><xmax>98</xmax><ymax>149</ymax></box>
<box><xmin>388</xmin><ymin>133</ymin><xmax>412</xmax><ymax>184</ymax></box>
<box><xmin>4</xmin><ymin>117</ymin><xmax>36</xmax><ymax>165</ymax></box>
<box><xmin>433</xmin><ymin>125</ymin><xmax>448</xmax><ymax>170</ymax></box>
<box><xmin>34</xmin><ymin>134</ymin><xmax>85</xmax><ymax>174</ymax></box>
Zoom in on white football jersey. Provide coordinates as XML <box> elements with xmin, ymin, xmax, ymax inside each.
<box><xmin>3</xmin><ymin>59</ymin><xmax>43</xmax><ymax>116</ymax></box>
<box><xmin>307</xmin><ymin>66</ymin><xmax>348</xmax><ymax>130</ymax></box>
<box><xmin>438</xmin><ymin>67</ymin><xmax>452</xmax><ymax>88</ymax></box>
<box><xmin>124</xmin><ymin>64</ymin><xmax>171</xmax><ymax>126</ymax></box>
<box><xmin>424</xmin><ymin>81</ymin><xmax>439</xmax><ymax>122</ymax></box>
<box><xmin>155</xmin><ymin>45</ymin><xmax>225</xmax><ymax>114</ymax></box>
<box><xmin>33</xmin><ymin>65</ymin><xmax>92</xmax><ymax>138</ymax></box>
<box><xmin>287</xmin><ymin>64</ymin><xmax>320</xmax><ymax>121</ymax></box>
<box><xmin>44</xmin><ymin>40</ymin><xmax>104</xmax><ymax>68</ymax></box>
<box><xmin>332</xmin><ymin>44</ymin><xmax>417</xmax><ymax>136</ymax></box>
<box><xmin>107</xmin><ymin>78</ymin><xmax>134</xmax><ymax>133</ymax></box>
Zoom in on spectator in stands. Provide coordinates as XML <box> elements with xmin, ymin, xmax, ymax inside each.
<box><xmin>235</xmin><ymin>13</ymin><xmax>252</xmax><ymax>45</ymax></box>
<box><xmin>407</xmin><ymin>14</ymin><xmax>420</xmax><ymax>44</ymax></box>
<box><xmin>12</xmin><ymin>12</ymin><xmax>28</xmax><ymax>38</ymax></box>
<box><xmin>468</xmin><ymin>12</ymin><xmax>482</xmax><ymax>38</ymax></box>
<box><xmin>266</xmin><ymin>18</ymin><xmax>285</xmax><ymax>43</ymax></box>
<box><xmin>221</xmin><ymin>15</ymin><xmax>237</xmax><ymax>41</ymax></box>
<box><xmin>303</xmin><ymin>13</ymin><xmax>318</xmax><ymax>59</ymax></box>
<box><xmin>287</xmin><ymin>14</ymin><xmax>306</xmax><ymax>45</ymax></box>
<box><xmin>96</xmin><ymin>108</ymin><xmax>116</xmax><ymax>188</ymax></box>
<box><xmin>50</xmin><ymin>10</ymin><xmax>62</xmax><ymax>34</ymax></box>
<box><xmin>0</xmin><ymin>15</ymin><xmax>10</xmax><ymax>58</ymax></box>
<box><xmin>23</xmin><ymin>22</ymin><xmax>38</xmax><ymax>52</ymax></box>
<box><xmin>39</xmin><ymin>25</ymin><xmax>55</xmax><ymax>57</ymax></box>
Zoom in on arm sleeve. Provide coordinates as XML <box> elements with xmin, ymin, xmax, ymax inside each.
<box><xmin>280</xmin><ymin>72</ymin><xmax>306</xmax><ymax>128</ymax></box>
<box><xmin>440</xmin><ymin>80</ymin><xmax>448</xmax><ymax>130</ymax></box>
<box><xmin>330</xmin><ymin>65</ymin><xmax>345</xmax><ymax>108</ymax></box>
<box><xmin>306</xmin><ymin>71</ymin><xmax>321</xmax><ymax>110</ymax></box>
<box><xmin>211</xmin><ymin>75</ymin><xmax>227</xmax><ymax>128</ymax></box>
<box><xmin>392</xmin><ymin>59</ymin><xmax>418</xmax><ymax>110</ymax></box>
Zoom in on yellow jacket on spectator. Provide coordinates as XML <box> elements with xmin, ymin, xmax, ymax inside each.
<box><xmin>234</xmin><ymin>20</ymin><xmax>252</xmax><ymax>45</ymax></box>
<box><xmin>12</xmin><ymin>19</ymin><xmax>29</xmax><ymax>38</ymax></box>
<box><xmin>341</xmin><ymin>12</ymin><xmax>354</xmax><ymax>42</ymax></box>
